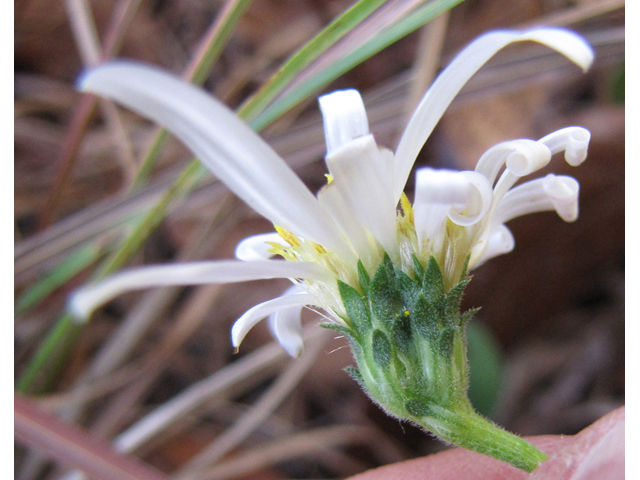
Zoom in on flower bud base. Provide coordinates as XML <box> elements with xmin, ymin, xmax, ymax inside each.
<box><xmin>323</xmin><ymin>254</ymin><xmax>547</xmax><ymax>472</ymax></box>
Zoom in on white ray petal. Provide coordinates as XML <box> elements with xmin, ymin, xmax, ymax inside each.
<box><xmin>231</xmin><ymin>292</ymin><xmax>317</xmax><ymax>351</ymax></box>
<box><xmin>319</xmin><ymin>89</ymin><xmax>396</xmax><ymax>255</ymax></box>
<box><xmin>475</xmin><ymin>140</ymin><xmax>552</xmax><ymax>186</ymax></box>
<box><xmin>235</xmin><ymin>233</ymin><xmax>283</xmax><ymax>261</ymax></box>
<box><xmin>317</xmin><ymin>183</ymin><xmax>371</xmax><ymax>263</ymax></box>
<box><xmin>413</xmin><ymin>169</ymin><xmax>460</xmax><ymax>245</ymax></box>
<box><xmin>471</xmin><ymin>224</ymin><xmax>515</xmax><ymax>267</ymax></box>
<box><xmin>393</xmin><ymin>28</ymin><xmax>594</xmax><ymax>201</ymax></box>
<box><xmin>542</xmin><ymin>174</ymin><xmax>580</xmax><ymax>222</ymax></box>
<box><xmin>319</xmin><ymin>89</ymin><xmax>369</xmax><ymax>155</ymax></box>
<box><xmin>79</xmin><ymin>62</ymin><xmax>352</xmax><ymax>260</ymax></box>
<box><xmin>494</xmin><ymin>174</ymin><xmax>580</xmax><ymax>224</ymax></box>
<box><xmin>267</xmin><ymin>286</ymin><xmax>307</xmax><ymax>358</ymax></box>
<box><xmin>325</xmin><ymin>135</ymin><xmax>398</xmax><ymax>255</ymax></box>
<box><xmin>447</xmin><ymin>171</ymin><xmax>494</xmax><ymax>226</ymax></box>
<box><xmin>269</xmin><ymin>306</ymin><xmax>306</xmax><ymax>357</ymax></box>
<box><xmin>538</xmin><ymin>127</ymin><xmax>591</xmax><ymax>166</ymax></box>
<box><xmin>413</xmin><ymin>169</ymin><xmax>493</xmax><ymax>249</ymax></box>
<box><xmin>414</xmin><ymin>202</ymin><xmax>449</xmax><ymax>255</ymax></box>
<box><xmin>69</xmin><ymin>260</ymin><xmax>330</xmax><ymax>321</ymax></box>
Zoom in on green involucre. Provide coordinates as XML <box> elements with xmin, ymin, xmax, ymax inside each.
<box><xmin>324</xmin><ymin>254</ymin><xmax>547</xmax><ymax>473</ymax></box>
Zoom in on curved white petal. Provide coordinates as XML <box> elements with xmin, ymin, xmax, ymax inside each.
<box><xmin>538</xmin><ymin>127</ymin><xmax>591</xmax><ymax>166</ymax></box>
<box><xmin>268</xmin><ymin>285</ymin><xmax>305</xmax><ymax>358</ymax></box>
<box><xmin>317</xmin><ymin>183</ymin><xmax>371</xmax><ymax>263</ymax></box>
<box><xmin>543</xmin><ymin>174</ymin><xmax>580</xmax><ymax>222</ymax></box>
<box><xmin>393</xmin><ymin>28</ymin><xmax>594</xmax><ymax>201</ymax></box>
<box><xmin>472</xmin><ymin>224</ymin><xmax>515</xmax><ymax>267</ymax></box>
<box><xmin>448</xmin><ymin>171</ymin><xmax>494</xmax><ymax>226</ymax></box>
<box><xmin>319</xmin><ymin>90</ymin><xmax>396</xmax><ymax>255</ymax></box>
<box><xmin>231</xmin><ymin>292</ymin><xmax>317</xmax><ymax>351</ymax></box>
<box><xmin>267</xmin><ymin>286</ymin><xmax>307</xmax><ymax>358</ymax></box>
<box><xmin>475</xmin><ymin>140</ymin><xmax>552</xmax><ymax>186</ymax></box>
<box><xmin>80</xmin><ymin>62</ymin><xmax>352</xmax><ymax>261</ymax></box>
<box><xmin>69</xmin><ymin>260</ymin><xmax>331</xmax><ymax>321</ymax></box>
<box><xmin>413</xmin><ymin>169</ymin><xmax>461</xmax><ymax>248</ymax></box>
<box><xmin>494</xmin><ymin>174</ymin><xmax>580</xmax><ymax>224</ymax></box>
<box><xmin>269</xmin><ymin>306</ymin><xmax>306</xmax><ymax>357</ymax></box>
<box><xmin>413</xmin><ymin>168</ymin><xmax>493</xmax><ymax>244</ymax></box>
<box><xmin>319</xmin><ymin>89</ymin><xmax>370</xmax><ymax>155</ymax></box>
<box><xmin>235</xmin><ymin>233</ymin><xmax>283</xmax><ymax>261</ymax></box>
<box><xmin>324</xmin><ymin>135</ymin><xmax>398</xmax><ymax>255</ymax></box>
<box><xmin>519</xmin><ymin>28</ymin><xmax>594</xmax><ymax>72</ymax></box>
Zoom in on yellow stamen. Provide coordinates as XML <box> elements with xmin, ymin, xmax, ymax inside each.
<box><xmin>267</xmin><ymin>242</ymin><xmax>296</xmax><ymax>260</ymax></box>
<box><xmin>274</xmin><ymin>225</ymin><xmax>300</xmax><ymax>247</ymax></box>
<box><xmin>312</xmin><ymin>243</ymin><xmax>328</xmax><ymax>254</ymax></box>
<box><xmin>400</xmin><ymin>193</ymin><xmax>414</xmax><ymax>224</ymax></box>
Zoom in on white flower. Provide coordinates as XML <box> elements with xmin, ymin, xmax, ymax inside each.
<box><xmin>70</xmin><ymin>28</ymin><xmax>593</xmax><ymax>358</ymax></box>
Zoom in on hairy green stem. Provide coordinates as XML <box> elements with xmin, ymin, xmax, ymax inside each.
<box><xmin>414</xmin><ymin>403</ymin><xmax>547</xmax><ymax>472</ymax></box>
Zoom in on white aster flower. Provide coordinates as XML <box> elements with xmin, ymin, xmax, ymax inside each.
<box><xmin>71</xmin><ymin>27</ymin><xmax>593</xmax><ymax>358</ymax></box>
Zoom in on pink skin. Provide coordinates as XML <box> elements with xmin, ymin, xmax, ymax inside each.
<box><xmin>347</xmin><ymin>406</ymin><xmax>624</xmax><ymax>480</ymax></box>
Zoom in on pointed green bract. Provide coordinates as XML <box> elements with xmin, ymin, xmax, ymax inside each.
<box><xmin>370</xmin><ymin>329</ymin><xmax>391</xmax><ymax>368</ymax></box>
<box><xmin>357</xmin><ymin>260</ymin><xmax>371</xmax><ymax>291</ymax></box>
<box><xmin>445</xmin><ymin>277</ymin><xmax>471</xmax><ymax>318</ymax></box>
<box><xmin>369</xmin><ymin>254</ymin><xmax>403</xmax><ymax>329</ymax></box>
<box><xmin>423</xmin><ymin>256</ymin><xmax>445</xmax><ymax>302</ymax></box>
<box><xmin>391</xmin><ymin>312</ymin><xmax>412</xmax><ymax>352</ymax></box>
<box><xmin>344</xmin><ymin>365</ymin><xmax>365</xmax><ymax>385</ymax></box>
<box><xmin>411</xmin><ymin>254</ymin><xmax>426</xmax><ymax>280</ymax></box>
<box><xmin>337</xmin><ymin>280</ymin><xmax>369</xmax><ymax>334</ymax></box>
<box><xmin>412</xmin><ymin>295</ymin><xmax>439</xmax><ymax>341</ymax></box>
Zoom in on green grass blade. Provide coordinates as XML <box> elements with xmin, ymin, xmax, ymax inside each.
<box><xmin>237</xmin><ymin>0</ymin><xmax>388</xmax><ymax>123</ymax></box>
<box><xmin>15</xmin><ymin>244</ymin><xmax>102</xmax><ymax>317</ymax></box>
<box><xmin>252</xmin><ymin>0</ymin><xmax>464</xmax><ymax>131</ymax></box>
<box><xmin>98</xmin><ymin>160</ymin><xmax>207</xmax><ymax>277</ymax></box>
<box><xmin>132</xmin><ymin>0</ymin><xmax>254</xmax><ymax>188</ymax></box>
<box><xmin>132</xmin><ymin>128</ymin><xmax>170</xmax><ymax>190</ymax></box>
<box><xmin>16</xmin><ymin>313</ymin><xmax>83</xmax><ymax>393</ymax></box>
